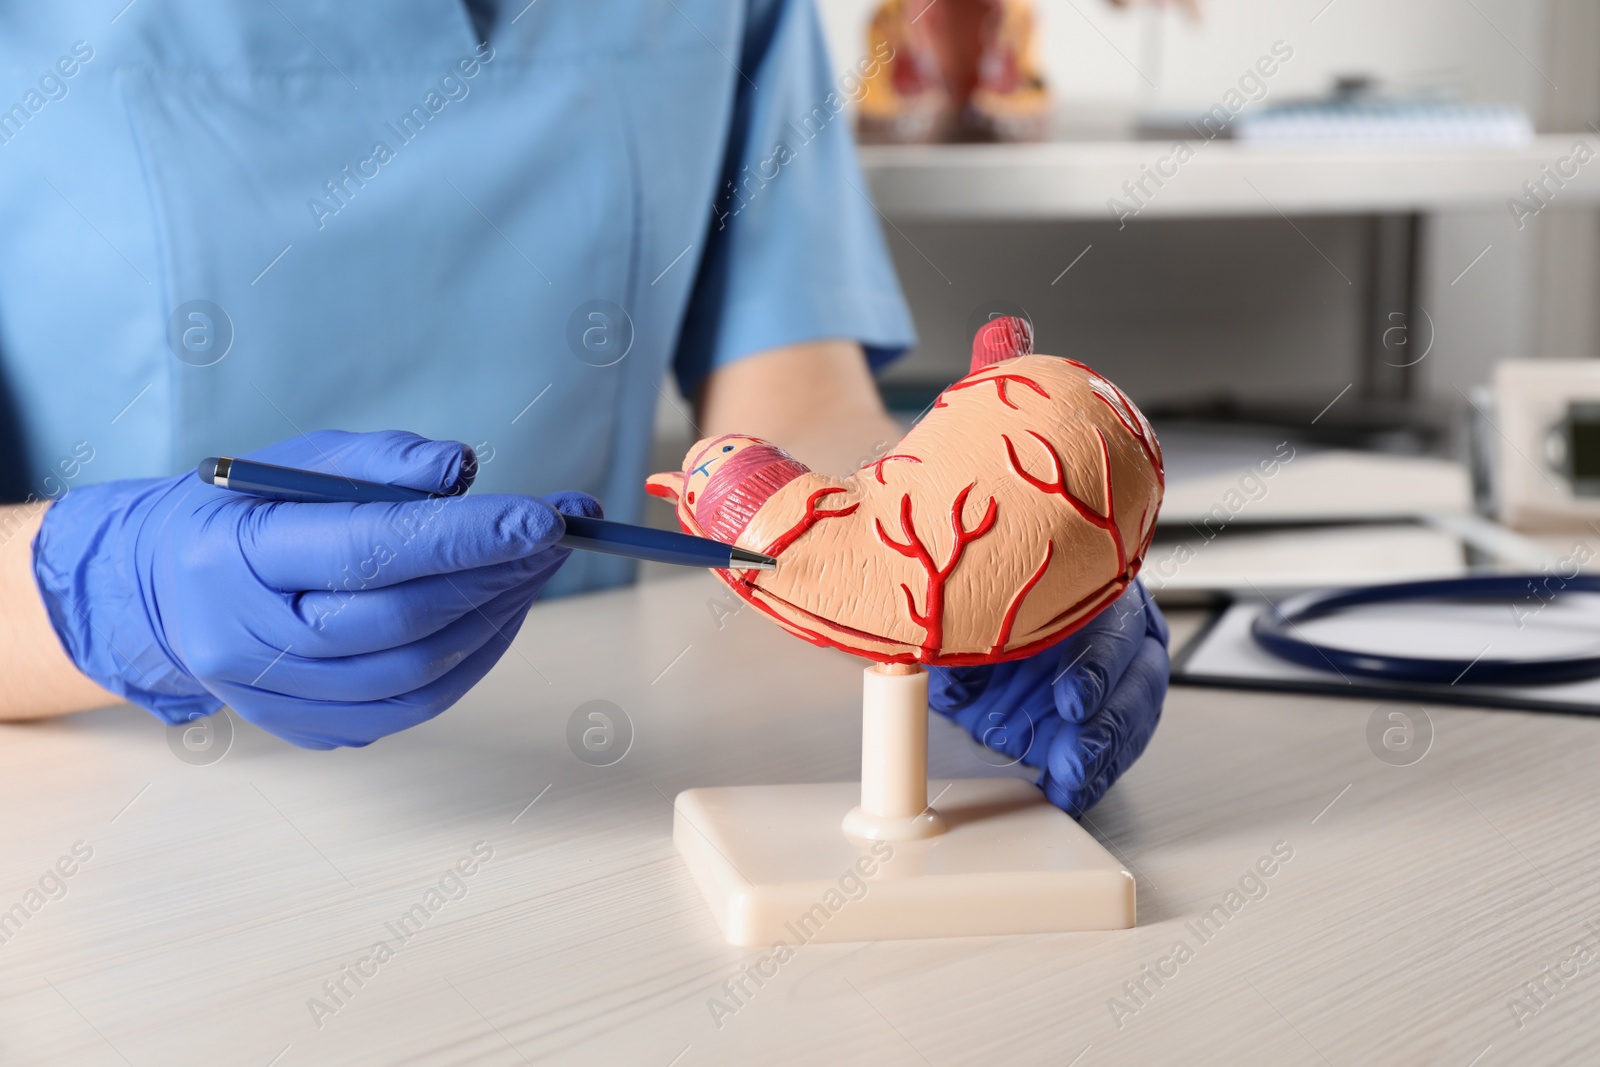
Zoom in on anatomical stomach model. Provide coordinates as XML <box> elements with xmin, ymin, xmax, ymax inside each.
<box><xmin>646</xmin><ymin>317</ymin><xmax>1164</xmax><ymax>668</ymax></box>
<box><xmin>659</xmin><ymin>317</ymin><xmax>1158</xmax><ymax>944</ymax></box>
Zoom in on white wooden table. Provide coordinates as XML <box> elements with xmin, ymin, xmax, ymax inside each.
<box><xmin>3</xmin><ymin>574</ymin><xmax>1597</xmax><ymax>1066</ymax></box>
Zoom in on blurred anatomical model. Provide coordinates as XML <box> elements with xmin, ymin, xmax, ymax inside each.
<box><xmin>857</xmin><ymin>0</ymin><xmax>1051</xmax><ymax>143</ymax></box>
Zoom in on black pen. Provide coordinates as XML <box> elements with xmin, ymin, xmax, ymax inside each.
<box><xmin>197</xmin><ymin>456</ymin><xmax>777</xmax><ymax>572</ymax></box>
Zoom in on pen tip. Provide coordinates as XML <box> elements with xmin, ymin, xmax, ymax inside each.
<box><xmin>728</xmin><ymin>547</ymin><xmax>779</xmax><ymax>571</ymax></box>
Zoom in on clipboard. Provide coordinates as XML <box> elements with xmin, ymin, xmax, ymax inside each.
<box><xmin>1171</xmin><ymin>593</ymin><xmax>1600</xmax><ymax>717</ymax></box>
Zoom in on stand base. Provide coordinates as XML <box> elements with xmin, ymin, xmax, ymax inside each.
<box><xmin>673</xmin><ymin>778</ymin><xmax>1135</xmax><ymax>945</ymax></box>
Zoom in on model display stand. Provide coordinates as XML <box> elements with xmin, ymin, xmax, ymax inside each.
<box><xmin>673</xmin><ymin>662</ymin><xmax>1135</xmax><ymax>945</ymax></box>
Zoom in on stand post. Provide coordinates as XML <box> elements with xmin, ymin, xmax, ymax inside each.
<box><xmin>842</xmin><ymin>663</ymin><xmax>948</xmax><ymax>840</ymax></box>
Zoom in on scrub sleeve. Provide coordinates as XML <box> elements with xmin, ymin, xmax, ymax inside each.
<box><xmin>672</xmin><ymin>0</ymin><xmax>917</xmax><ymax>398</ymax></box>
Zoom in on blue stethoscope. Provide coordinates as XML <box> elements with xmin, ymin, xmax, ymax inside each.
<box><xmin>1251</xmin><ymin>575</ymin><xmax>1600</xmax><ymax>686</ymax></box>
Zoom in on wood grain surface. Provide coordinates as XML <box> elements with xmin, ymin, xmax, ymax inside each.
<box><xmin>1</xmin><ymin>573</ymin><xmax>1596</xmax><ymax>1066</ymax></box>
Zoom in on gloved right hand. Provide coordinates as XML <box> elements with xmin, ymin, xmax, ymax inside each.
<box><xmin>928</xmin><ymin>580</ymin><xmax>1168</xmax><ymax>816</ymax></box>
<box><xmin>31</xmin><ymin>429</ymin><xmax>596</xmax><ymax>749</ymax></box>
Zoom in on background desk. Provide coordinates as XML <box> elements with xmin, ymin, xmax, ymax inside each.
<box><xmin>859</xmin><ymin>136</ymin><xmax>1600</xmax><ymax>221</ymax></box>
<box><xmin>3</xmin><ymin>575</ymin><xmax>1598</xmax><ymax>1066</ymax></box>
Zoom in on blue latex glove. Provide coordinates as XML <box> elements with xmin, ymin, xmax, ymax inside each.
<box><xmin>928</xmin><ymin>581</ymin><xmax>1169</xmax><ymax>816</ymax></box>
<box><xmin>32</xmin><ymin>430</ymin><xmax>596</xmax><ymax>749</ymax></box>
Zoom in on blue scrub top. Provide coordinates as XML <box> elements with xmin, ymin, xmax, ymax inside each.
<box><xmin>0</xmin><ymin>0</ymin><xmax>914</xmax><ymax>596</ymax></box>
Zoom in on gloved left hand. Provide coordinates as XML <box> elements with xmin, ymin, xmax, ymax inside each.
<box><xmin>928</xmin><ymin>580</ymin><xmax>1169</xmax><ymax>816</ymax></box>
